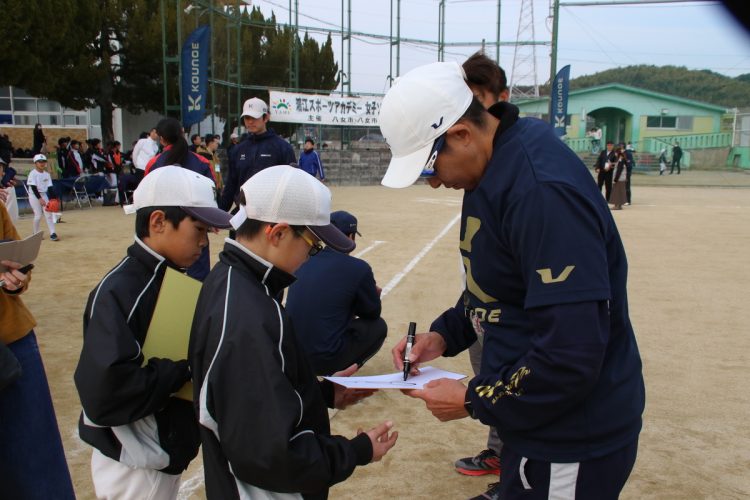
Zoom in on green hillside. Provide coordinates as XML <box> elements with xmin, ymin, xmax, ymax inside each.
<box><xmin>568</xmin><ymin>65</ymin><xmax>750</xmax><ymax>108</ymax></box>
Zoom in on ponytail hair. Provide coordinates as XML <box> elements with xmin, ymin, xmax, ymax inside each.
<box><xmin>156</xmin><ymin>117</ymin><xmax>189</xmax><ymax>166</ymax></box>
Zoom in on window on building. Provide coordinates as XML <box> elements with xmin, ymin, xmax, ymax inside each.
<box><xmin>647</xmin><ymin>115</ymin><xmax>678</xmax><ymax>128</ymax></box>
<box><xmin>676</xmin><ymin>116</ymin><xmax>693</xmax><ymax>130</ymax></box>
<box><xmin>64</xmin><ymin>114</ymin><xmax>86</xmax><ymax>126</ymax></box>
<box><xmin>14</xmin><ymin>115</ymin><xmax>35</xmax><ymax>125</ymax></box>
<box><xmin>0</xmin><ymin>98</ymin><xmax>10</xmax><ymax>111</ymax></box>
<box><xmin>37</xmin><ymin>100</ymin><xmax>61</xmax><ymax>112</ymax></box>
<box><xmin>0</xmin><ymin>87</ymin><xmax>9</xmax><ymax>98</ymax></box>
<box><xmin>12</xmin><ymin>98</ymin><xmax>36</xmax><ymax>112</ymax></box>
<box><xmin>647</xmin><ymin>115</ymin><xmax>696</xmax><ymax>130</ymax></box>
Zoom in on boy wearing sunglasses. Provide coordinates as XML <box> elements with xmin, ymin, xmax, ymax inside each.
<box><xmin>189</xmin><ymin>165</ymin><xmax>398</xmax><ymax>499</ymax></box>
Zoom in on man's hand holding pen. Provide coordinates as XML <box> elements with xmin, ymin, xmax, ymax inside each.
<box><xmin>392</xmin><ymin>326</ymin><xmax>469</xmax><ymax>421</ymax></box>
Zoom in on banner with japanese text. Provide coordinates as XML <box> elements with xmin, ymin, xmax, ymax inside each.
<box><xmin>269</xmin><ymin>91</ymin><xmax>382</xmax><ymax>126</ymax></box>
<box><xmin>181</xmin><ymin>26</ymin><xmax>210</xmax><ymax>127</ymax></box>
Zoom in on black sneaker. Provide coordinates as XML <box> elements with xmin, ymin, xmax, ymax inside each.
<box><xmin>454</xmin><ymin>449</ymin><xmax>500</xmax><ymax>476</ymax></box>
<box><xmin>50</xmin><ymin>233</ymin><xmax>59</xmax><ymax>241</ymax></box>
<box><xmin>468</xmin><ymin>482</ymin><xmax>500</xmax><ymax>500</ymax></box>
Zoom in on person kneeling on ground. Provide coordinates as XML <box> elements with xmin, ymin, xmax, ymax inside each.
<box><xmin>190</xmin><ymin>165</ymin><xmax>398</xmax><ymax>499</ymax></box>
<box><xmin>286</xmin><ymin>210</ymin><xmax>387</xmax><ymax>376</ymax></box>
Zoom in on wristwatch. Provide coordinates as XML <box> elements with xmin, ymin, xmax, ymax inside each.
<box><xmin>464</xmin><ymin>393</ymin><xmax>477</xmax><ymax>419</ymax></box>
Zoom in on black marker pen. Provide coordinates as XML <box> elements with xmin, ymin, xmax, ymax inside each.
<box><xmin>403</xmin><ymin>322</ymin><xmax>416</xmax><ymax>381</ymax></box>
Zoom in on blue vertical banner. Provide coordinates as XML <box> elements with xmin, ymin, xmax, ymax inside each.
<box><xmin>549</xmin><ymin>64</ymin><xmax>571</xmax><ymax>138</ymax></box>
<box><xmin>181</xmin><ymin>26</ymin><xmax>211</xmax><ymax>127</ymax></box>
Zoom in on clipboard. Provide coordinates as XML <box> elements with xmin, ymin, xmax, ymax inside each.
<box><xmin>142</xmin><ymin>267</ymin><xmax>201</xmax><ymax>401</ymax></box>
<box><xmin>0</xmin><ymin>232</ymin><xmax>43</xmax><ymax>272</ymax></box>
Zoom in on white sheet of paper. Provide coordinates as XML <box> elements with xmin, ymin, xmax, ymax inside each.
<box><xmin>0</xmin><ymin>231</ymin><xmax>43</xmax><ymax>272</ymax></box>
<box><xmin>323</xmin><ymin>366</ymin><xmax>466</xmax><ymax>390</ymax></box>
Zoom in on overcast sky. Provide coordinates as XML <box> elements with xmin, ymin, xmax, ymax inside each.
<box><xmin>245</xmin><ymin>0</ymin><xmax>750</xmax><ymax>95</ymax></box>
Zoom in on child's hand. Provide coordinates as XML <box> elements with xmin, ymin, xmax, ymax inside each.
<box><xmin>357</xmin><ymin>421</ymin><xmax>398</xmax><ymax>462</ymax></box>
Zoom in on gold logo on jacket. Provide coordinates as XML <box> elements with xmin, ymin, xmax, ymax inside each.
<box><xmin>460</xmin><ymin>217</ymin><xmax>499</xmax><ymax>304</ymax></box>
<box><xmin>536</xmin><ymin>265</ymin><xmax>575</xmax><ymax>284</ymax></box>
<box><xmin>474</xmin><ymin>366</ymin><xmax>531</xmax><ymax>404</ymax></box>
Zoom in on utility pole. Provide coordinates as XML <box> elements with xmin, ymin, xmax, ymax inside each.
<box><xmin>550</xmin><ymin>0</ymin><xmax>560</xmax><ymax>85</ymax></box>
<box><xmin>438</xmin><ymin>0</ymin><xmax>445</xmax><ymax>62</ymax></box>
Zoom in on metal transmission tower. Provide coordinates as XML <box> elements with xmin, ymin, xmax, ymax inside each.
<box><xmin>510</xmin><ymin>0</ymin><xmax>540</xmax><ymax>100</ymax></box>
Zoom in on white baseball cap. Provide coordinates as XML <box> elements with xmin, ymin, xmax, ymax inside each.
<box><xmin>241</xmin><ymin>97</ymin><xmax>269</xmax><ymax>119</ymax></box>
<box><xmin>33</xmin><ymin>154</ymin><xmax>47</xmax><ymax>163</ymax></box>
<box><xmin>124</xmin><ymin>165</ymin><xmax>232</xmax><ymax>229</ymax></box>
<box><xmin>379</xmin><ymin>61</ymin><xmax>473</xmax><ymax>188</ymax></box>
<box><xmin>229</xmin><ymin>165</ymin><xmax>354</xmax><ymax>253</ymax></box>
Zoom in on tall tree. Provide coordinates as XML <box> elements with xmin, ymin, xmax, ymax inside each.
<box><xmin>1</xmin><ymin>2</ymin><xmax>341</xmax><ymax>142</ymax></box>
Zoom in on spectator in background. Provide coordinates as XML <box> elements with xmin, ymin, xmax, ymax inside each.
<box><xmin>219</xmin><ymin>97</ymin><xmax>296</xmax><ymax>212</ymax></box>
<box><xmin>88</xmin><ymin>139</ymin><xmax>109</xmax><ymax>174</ymax></box>
<box><xmin>298</xmin><ymin>137</ymin><xmax>325</xmax><ymax>181</ymax></box>
<box><xmin>0</xmin><ymin>134</ymin><xmax>12</xmax><ymax>163</ymax></box>
<box><xmin>624</xmin><ymin>142</ymin><xmax>635</xmax><ymax>205</ymax></box>
<box><xmin>670</xmin><ymin>141</ymin><xmax>682</xmax><ymax>175</ymax></box>
<box><xmin>227</xmin><ymin>132</ymin><xmax>240</xmax><ymax>158</ymax></box>
<box><xmin>56</xmin><ymin>138</ymin><xmax>70</xmax><ymax>177</ymax></box>
<box><xmin>594</xmin><ymin>140</ymin><xmax>616</xmax><ymax>201</ymax></box>
<box><xmin>189</xmin><ymin>133</ymin><xmax>202</xmax><ymax>153</ymax></box>
<box><xmin>32</xmin><ymin>123</ymin><xmax>46</xmax><ymax>155</ymax></box>
<box><xmin>132</xmin><ymin>128</ymin><xmax>160</xmax><ymax>181</ymax></box>
<box><xmin>145</xmin><ymin>117</ymin><xmax>218</xmax><ymax>281</ymax></box>
<box><xmin>610</xmin><ymin>146</ymin><xmax>628</xmax><ymax>210</ymax></box>
<box><xmin>66</xmin><ymin>140</ymin><xmax>84</xmax><ymax>177</ymax></box>
<box><xmin>196</xmin><ymin>134</ymin><xmax>223</xmax><ymax>190</ymax></box>
<box><xmin>105</xmin><ymin>141</ymin><xmax>123</xmax><ymax>205</ymax></box>
<box><xmin>463</xmin><ymin>51</ymin><xmax>509</xmax><ymax>106</ymax></box>
<box><xmin>0</xmin><ymin>201</ymin><xmax>76</xmax><ymax>500</ymax></box>
<box><xmin>659</xmin><ymin>148</ymin><xmax>668</xmax><ymax>175</ymax></box>
<box><xmin>0</xmin><ymin>157</ymin><xmax>16</xmax><ymax>188</ymax></box>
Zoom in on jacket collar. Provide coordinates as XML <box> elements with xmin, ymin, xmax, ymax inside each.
<box><xmin>129</xmin><ymin>236</ymin><xmax>183</xmax><ymax>274</ymax></box>
<box><xmin>487</xmin><ymin>101</ymin><xmax>520</xmax><ymax>147</ymax></box>
<box><xmin>220</xmin><ymin>238</ymin><xmax>296</xmax><ymax>295</ymax></box>
<box><xmin>247</xmin><ymin>128</ymin><xmax>277</xmax><ymax>142</ymax></box>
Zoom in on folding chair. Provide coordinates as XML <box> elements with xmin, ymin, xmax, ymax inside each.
<box><xmin>14</xmin><ymin>179</ymin><xmax>33</xmax><ymax>219</ymax></box>
<box><xmin>73</xmin><ymin>175</ymin><xmax>92</xmax><ymax>209</ymax></box>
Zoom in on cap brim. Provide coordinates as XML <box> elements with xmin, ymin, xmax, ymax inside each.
<box><xmin>182</xmin><ymin>206</ymin><xmax>233</xmax><ymax>229</ymax></box>
<box><xmin>309</xmin><ymin>224</ymin><xmax>355</xmax><ymax>253</ymax></box>
<box><xmin>241</xmin><ymin>111</ymin><xmax>264</xmax><ymax>119</ymax></box>
<box><xmin>381</xmin><ymin>141</ymin><xmax>433</xmax><ymax>188</ymax></box>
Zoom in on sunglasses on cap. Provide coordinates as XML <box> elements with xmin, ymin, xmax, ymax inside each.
<box><xmin>420</xmin><ymin>133</ymin><xmax>446</xmax><ymax>178</ymax></box>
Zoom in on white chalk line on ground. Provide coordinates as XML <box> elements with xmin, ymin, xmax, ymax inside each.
<box><xmin>353</xmin><ymin>240</ymin><xmax>386</xmax><ymax>258</ymax></box>
<box><xmin>380</xmin><ymin>213</ymin><xmax>461</xmax><ymax>299</ymax></box>
<box><xmin>414</xmin><ymin>197</ymin><xmax>463</xmax><ymax>207</ymax></box>
<box><xmin>168</xmin><ymin>215</ymin><xmax>459</xmax><ymax>495</ymax></box>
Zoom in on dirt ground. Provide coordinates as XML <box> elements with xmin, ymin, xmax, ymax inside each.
<box><xmin>10</xmin><ymin>170</ymin><xmax>750</xmax><ymax>499</ymax></box>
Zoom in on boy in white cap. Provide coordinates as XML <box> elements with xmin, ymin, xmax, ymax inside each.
<box><xmin>382</xmin><ymin>62</ymin><xmax>644</xmax><ymax>500</ymax></box>
<box><xmin>74</xmin><ymin>166</ymin><xmax>232</xmax><ymax>500</ymax></box>
<box><xmin>190</xmin><ymin>165</ymin><xmax>398</xmax><ymax>500</ymax></box>
<box><xmin>219</xmin><ymin>97</ymin><xmax>296</xmax><ymax>212</ymax></box>
<box><xmin>26</xmin><ymin>154</ymin><xmax>58</xmax><ymax>241</ymax></box>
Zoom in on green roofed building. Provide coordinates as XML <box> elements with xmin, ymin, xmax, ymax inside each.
<box><xmin>514</xmin><ymin>83</ymin><xmax>740</xmax><ymax>169</ymax></box>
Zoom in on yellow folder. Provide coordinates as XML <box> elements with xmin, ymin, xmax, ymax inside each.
<box><xmin>142</xmin><ymin>267</ymin><xmax>201</xmax><ymax>401</ymax></box>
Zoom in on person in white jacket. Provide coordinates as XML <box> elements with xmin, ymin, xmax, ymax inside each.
<box><xmin>131</xmin><ymin>128</ymin><xmax>159</xmax><ymax>180</ymax></box>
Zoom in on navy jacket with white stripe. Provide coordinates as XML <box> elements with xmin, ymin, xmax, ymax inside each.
<box><xmin>189</xmin><ymin>239</ymin><xmax>372</xmax><ymax>499</ymax></box>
